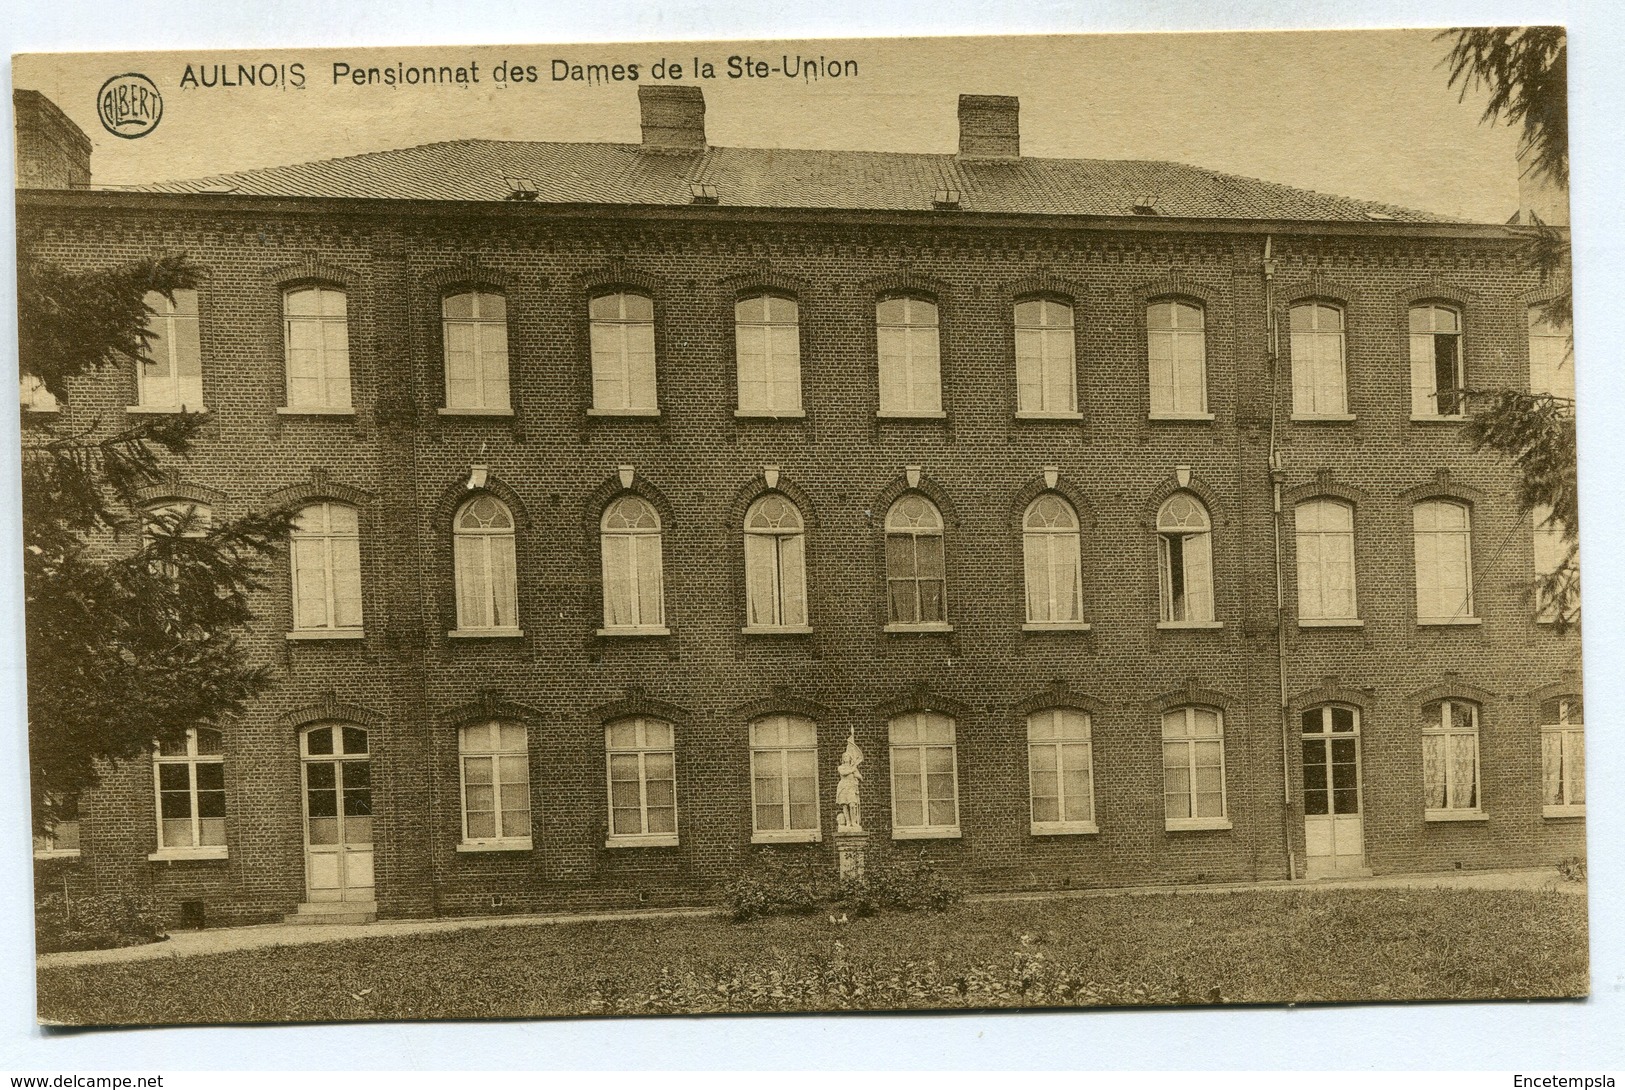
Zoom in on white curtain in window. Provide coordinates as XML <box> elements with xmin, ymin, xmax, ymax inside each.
<box><xmin>1295</xmin><ymin>499</ymin><xmax>1356</xmax><ymax>620</ymax></box>
<box><xmin>292</xmin><ymin>502</ymin><xmax>362</xmax><ymax>630</ymax></box>
<box><xmin>601</xmin><ymin>498</ymin><xmax>663</xmax><ymax>629</ymax></box>
<box><xmin>1148</xmin><ymin>301</ymin><xmax>1207</xmax><ymax>415</ymax></box>
<box><xmin>1413</xmin><ymin>500</ymin><xmax>1472</xmax><ymax>621</ymax></box>
<box><xmin>284</xmin><ymin>286</ymin><xmax>351</xmax><ymax>409</ymax></box>
<box><xmin>735</xmin><ymin>294</ymin><xmax>801</xmax><ymax>412</ymax></box>
<box><xmin>1014</xmin><ymin>299</ymin><xmax>1076</xmax><ymax>414</ymax></box>
<box><xmin>1290</xmin><ymin>303</ymin><xmax>1346</xmax><ymax>415</ymax></box>
<box><xmin>590</xmin><ymin>293</ymin><xmax>657</xmax><ymax>411</ymax></box>
<box><xmin>877</xmin><ymin>297</ymin><xmax>942</xmax><ymax>413</ymax></box>
<box><xmin>1022</xmin><ymin>494</ymin><xmax>1083</xmax><ymax>623</ymax></box>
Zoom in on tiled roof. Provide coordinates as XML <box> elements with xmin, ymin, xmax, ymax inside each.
<box><xmin>129</xmin><ymin>140</ymin><xmax>1453</xmax><ymax>223</ymax></box>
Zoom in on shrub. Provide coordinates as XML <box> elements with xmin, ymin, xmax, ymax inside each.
<box><xmin>724</xmin><ymin>850</ymin><xmax>961</xmax><ymax>921</ymax></box>
<box><xmin>35</xmin><ymin>891</ymin><xmax>169</xmax><ymax>954</ymax></box>
<box><xmin>1556</xmin><ymin>855</ymin><xmax>1587</xmax><ymax>882</ymax></box>
<box><xmin>722</xmin><ymin>853</ymin><xmax>833</xmax><ymax>921</ymax></box>
<box><xmin>837</xmin><ymin>852</ymin><xmax>962</xmax><ymax>916</ymax></box>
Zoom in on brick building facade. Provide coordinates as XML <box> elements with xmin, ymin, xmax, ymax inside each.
<box><xmin>19</xmin><ymin>86</ymin><xmax>1583</xmax><ymax>925</ymax></box>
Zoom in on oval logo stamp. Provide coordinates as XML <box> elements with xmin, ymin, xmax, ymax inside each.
<box><xmin>96</xmin><ymin>73</ymin><xmax>163</xmax><ymax>139</ymax></box>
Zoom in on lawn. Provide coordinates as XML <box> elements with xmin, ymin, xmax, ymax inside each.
<box><xmin>36</xmin><ymin>887</ymin><xmax>1587</xmax><ymax>1024</ymax></box>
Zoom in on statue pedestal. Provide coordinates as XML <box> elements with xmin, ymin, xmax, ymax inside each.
<box><xmin>834</xmin><ymin>827</ymin><xmax>869</xmax><ymax>883</ymax></box>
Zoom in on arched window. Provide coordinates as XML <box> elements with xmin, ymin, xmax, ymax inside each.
<box><xmin>458</xmin><ymin>721</ymin><xmax>531</xmax><ymax>847</ymax></box>
<box><xmin>137</xmin><ymin>289</ymin><xmax>202</xmax><ymax>411</ymax></box>
<box><xmin>1013</xmin><ymin>298</ymin><xmax>1076</xmax><ymax>415</ymax></box>
<box><xmin>605</xmin><ymin>717</ymin><xmax>677</xmax><ymax>846</ymax></box>
<box><xmin>1161</xmin><ymin>706</ymin><xmax>1226</xmax><ymax>828</ymax></box>
<box><xmin>877</xmin><ymin>296</ymin><xmax>942</xmax><ymax>415</ymax></box>
<box><xmin>283</xmin><ymin>285</ymin><xmax>351</xmax><ymax>410</ymax></box>
<box><xmin>1540</xmin><ymin>697</ymin><xmax>1584</xmax><ymax>816</ymax></box>
<box><xmin>142</xmin><ymin>500</ymin><xmax>212</xmax><ymax>585</ymax></box>
<box><xmin>1290</xmin><ymin>302</ymin><xmax>1347</xmax><ymax>417</ymax></box>
<box><xmin>453</xmin><ymin>495</ymin><xmax>519</xmax><ymax>634</ymax></box>
<box><xmin>1157</xmin><ymin>493</ymin><xmax>1214</xmax><ymax>624</ymax></box>
<box><xmin>1421</xmin><ymin>698</ymin><xmax>1480</xmax><ymax>817</ymax></box>
<box><xmin>600</xmin><ymin>496</ymin><xmax>665</xmax><ymax>633</ymax></box>
<box><xmin>590</xmin><ymin>291</ymin><xmax>657</xmax><ymax>413</ymax></box>
<box><xmin>1147</xmin><ymin>300</ymin><xmax>1207</xmax><ymax>416</ymax></box>
<box><xmin>735</xmin><ymin>293</ymin><xmax>801</xmax><ymax>415</ymax></box>
<box><xmin>1412</xmin><ymin>499</ymin><xmax>1474</xmax><ymax>623</ymax></box>
<box><xmin>884</xmin><ymin>495</ymin><xmax>948</xmax><ymax>628</ymax></box>
<box><xmin>153</xmin><ymin>727</ymin><xmax>226</xmax><ymax>855</ymax></box>
<box><xmin>888</xmin><ymin>711</ymin><xmax>959</xmax><ymax>837</ymax></box>
<box><xmin>1022</xmin><ymin>494</ymin><xmax>1083</xmax><ymax>625</ymax></box>
<box><xmin>1294</xmin><ymin>498</ymin><xmax>1357</xmax><ymax>622</ymax></box>
<box><xmin>442</xmin><ymin>290</ymin><xmax>510</xmax><ymax>411</ymax></box>
<box><xmin>1027</xmin><ymin>708</ymin><xmax>1095</xmax><ymax>834</ymax></box>
<box><xmin>1409</xmin><ymin>303</ymin><xmax>1464</xmax><ymax>418</ymax></box>
<box><xmin>290</xmin><ymin>501</ymin><xmax>363</xmax><ymax>634</ymax></box>
<box><xmin>743</xmin><ymin>494</ymin><xmax>808</xmax><ymax>631</ymax></box>
<box><xmin>749</xmin><ymin>715</ymin><xmax>820</xmax><ymax>841</ymax></box>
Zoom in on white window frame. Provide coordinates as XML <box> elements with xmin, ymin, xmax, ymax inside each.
<box><xmin>589</xmin><ymin>291</ymin><xmax>659</xmax><ymax>416</ymax></box>
<box><xmin>440</xmin><ymin>290</ymin><xmax>511</xmax><ymax>415</ymax></box>
<box><xmin>457</xmin><ymin>721</ymin><xmax>532</xmax><ymax>850</ymax></box>
<box><xmin>742</xmin><ymin>494</ymin><xmax>810</xmax><ymax>633</ymax></box>
<box><xmin>451</xmin><ymin>494</ymin><xmax>522</xmax><ymax>637</ymax></box>
<box><xmin>1409</xmin><ymin>302</ymin><xmax>1465</xmax><ymax>420</ymax></box>
<box><xmin>1294</xmin><ymin>498</ymin><xmax>1361</xmax><ymax>626</ymax></box>
<box><xmin>604</xmin><ymin>717</ymin><xmax>679</xmax><ymax>848</ymax></box>
<box><xmin>1147</xmin><ymin>299</ymin><xmax>1211</xmax><ymax>419</ymax></box>
<box><xmin>888</xmin><ymin>711</ymin><xmax>960</xmax><ymax>839</ymax></box>
<box><xmin>280</xmin><ymin>285</ymin><xmax>352</xmax><ymax>413</ymax></box>
<box><xmin>132</xmin><ymin>289</ymin><xmax>204</xmax><ymax>413</ymax></box>
<box><xmin>598</xmin><ymin>496</ymin><xmax>668</xmax><ymax>636</ymax></box>
<box><xmin>1531</xmin><ymin>503</ymin><xmax>1578</xmax><ymax>625</ymax></box>
<box><xmin>1157</xmin><ymin>493</ymin><xmax>1219</xmax><ymax>627</ymax></box>
<box><xmin>33</xmin><ymin>795</ymin><xmax>81</xmax><ymax>859</ymax></box>
<box><xmin>734</xmin><ymin>293</ymin><xmax>803</xmax><ymax>417</ymax></box>
<box><xmin>1422</xmin><ymin>698</ymin><xmax>1484</xmax><ymax>820</ymax></box>
<box><xmin>1290</xmin><ymin>301</ymin><xmax>1350</xmax><ymax>419</ymax></box>
<box><xmin>1013</xmin><ymin>298</ymin><xmax>1079</xmax><ymax>419</ymax></box>
<box><xmin>877</xmin><ymin>295</ymin><xmax>944</xmax><ymax>417</ymax></box>
<box><xmin>1022</xmin><ymin>493</ymin><xmax>1087</xmax><ymax>629</ymax></box>
<box><xmin>884</xmin><ymin>495</ymin><xmax>951</xmax><ymax>632</ymax></box>
<box><xmin>1527</xmin><ymin>306</ymin><xmax>1574</xmax><ymax>402</ymax></box>
<box><xmin>1027</xmin><ymin>708</ymin><xmax>1097</xmax><ymax>835</ymax></box>
<box><xmin>1412</xmin><ymin>499</ymin><xmax>1478</xmax><ymax>625</ymax></box>
<box><xmin>151</xmin><ymin>727</ymin><xmax>227</xmax><ymax>860</ymax></box>
<box><xmin>749</xmin><ymin>715</ymin><xmax>822</xmax><ymax>843</ymax></box>
<box><xmin>1540</xmin><ymin>697</ymin><xmax>1585</xmax><ymax>818</ymax></box>
<box><xmin>1161</xmin><ymin>706</ymin><xmax>1230</xmax><ymax>831</ymax></box>
<box><xmin>288</xmin><ymin>501</ymin><xmax>365</xmax><ymax>639</ymax></box>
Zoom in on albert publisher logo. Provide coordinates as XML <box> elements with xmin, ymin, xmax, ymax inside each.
<box><xmin>97</xmin><ymin>73</ymin><xmax>163</xmax><ymax>139</ymax></box>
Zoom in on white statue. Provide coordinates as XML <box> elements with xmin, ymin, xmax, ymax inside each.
<box><xmin>836</xmin><ymin>729</ymin><xmax>864</xmax><ymax>831</ymax></box>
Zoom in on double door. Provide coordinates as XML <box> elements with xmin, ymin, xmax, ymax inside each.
<box><xmin>1302</xmin><ymin>705</ymin><xmax>1366</xmax><ymax>878</ymax></box>
<box><xmin>301</xmin><ymin>723</ymin><xmax>374</xmax><ymax>902</ymax></box>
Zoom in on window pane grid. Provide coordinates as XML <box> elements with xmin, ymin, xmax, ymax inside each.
<box><xmin>443</xmin><ymin>292</ymin><xmax>511</xmax><ymax>410</ymax></box>
<box><xmin>606</xmin><ymin>718</ymin><xmax>678</xmax><ymax>838</ymax></box>
<box><xmin>591</xmin><ymin>293</ymin><xmax>658</xmax><ymax>411</ymax></box>
<box><xmin>138</xmin><ymin>290</ymin><xmax>203</xmax><ymax>408</ymax></box>
<box><xmin>459</xmin><ymin>721</ymin><xmax>530</xmax><ymax>842</ymax></box>
<box><xmin>291</xmin><ymin>502</ymin><xmax>364</xmax><ymax>631</ymax></box>
<box><xmin>750</xmin><ymin>716</ymin><xmax>820</xmax><ymax>835</ymax></box>
<box><xmin>878</xmin><ymin>297</ymin><xmax>942</xmax><ymax>413</ymax></box>
<box><xmin>889</xmin><ymin>714</ymin><xmax>958</xmax><ymax>831</ymax></box>
<box><xmin>153</xmin><ymin>728</ymin><xmax>226</xmax><ymax>850</ymax></box>
<box><xmin>284</xmin><ymin>287</ymin><xmax>350</xmax><ymax>409</ymax></box>
<box><xmin>1014</xmin><ymin>300</ymin><xmax>1076</xmax><ymax>413</ymax></box>
<box><xmin>1161</xmin><ymin>707</ymin><xmax>1226</xmax><ymax>822</ymax></box>
<box><xmin>736</xmin><ymin>294</ymin><xmax>801</xmax><ymax>412</ymax></box>
<box><xmin>1027</xmin><ymin>710</ymin><xmax>1094</xmax><ymax>827</ymax></box>
<box><xmin>1413</xmin><ymin>501</ymin><xmax>1474</xmax><ymax>621</ymax></box>
<box><xmin>1421</xmin><ymin>699</ymin><xmax>1481</xmax><ymax>812</ymax></box>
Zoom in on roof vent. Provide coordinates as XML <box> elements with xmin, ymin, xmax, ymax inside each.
<box><xmin>957</xmin><ymin>94</ymin><xmax>1019</xmax><ymax>160</ymax></box>
<box><xmin>933</xmin><ymin>187</ymin><xmax>961</xmax><ymax>209</ymax></box>
<box><xmin>504</xmin><ymin>177</ymin><xmax>539</xmax><ymax>201</ymax></box>
<box><xmin>639</xmin><ymin>85</ymin><xmax>707</xmax><ymax>151</ymax></box>
<box><xmin>1363</xmin><ymin>209</ymin><xmax>1396</xmax><ymax>221</ymax></box>
<box><xmin>689</xmin><ymin>182</ymin><xmax>718</xmax><ymax>205</ymax></box>
<box><xmin>199</xmin><ymin>183</ymin><xmax>238</xmax><ymax>195</ymax></box>
<box><xmin>1132</xmin><ymin>195</ymin><xmax>1162</xmax><ymax>215</ymax></box>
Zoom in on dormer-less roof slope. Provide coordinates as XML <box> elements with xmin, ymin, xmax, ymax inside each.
<box><xmin>127</xmin><ymin>139</ymin><xmax>1454</xmax><ymax>223</ymax></box>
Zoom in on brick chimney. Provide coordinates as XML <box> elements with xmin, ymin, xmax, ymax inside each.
<box><xmin>958</xmin><ymin>94</ymin><xmax>1019</xmax><ymax>160</ymax></box>
<box><xmin>638</xmin><ymin>85</ymin><xmax>706</xmax><ymax>151</ymax></box>
<box><xmin>14</xmin><ymin>89</ymin><xmax>92</xmax><ymax>189</ymax></box>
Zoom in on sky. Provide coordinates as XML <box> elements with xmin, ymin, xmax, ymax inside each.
<box><xmin>15</xmin><ymin>30</ymin><xmax>1528</xmax><ymax>222</ymax></box>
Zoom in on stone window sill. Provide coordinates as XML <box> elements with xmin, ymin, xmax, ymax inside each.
<box><xmin>449</xmin><ymin>628</ymin><xmax>525</xmax><ymax>639</ymax></box>
<box><xmin>605</xmin><ymin>834</ymin><xmax>679</xmax><ymax>849</ymax></box>
<box><xmin>22</xmin><ymin>406</ymin><xmax>61</xmax><ymax>415</ymax></box>
<box><xmin>1292</xmin><ymin>413</ymin><xmax>1357</xmax><ymax>423</ymax></box>
<box><xmin>877</xmin><ymin>409</ymin><xmax>947</xmax><ymax>420</ymax></box>
<box><xmin>892</xmin><ymin>826</ymin><xmax>961</xmax><ymax>840</ymax></box>
<box><xmin>1410</xmin><ymin>414</ymin><xmax>1467</xmax><ymax>424</ymax></box>
<box><xmin>1297</xmin><ymin>618</ymin><xmax>1365</xmax><ymax>628</ymax></box>
<box><xmin>148</xmin><ymin>847</ymin><xmax>228</xmax><ymax>861</ymax></box>
<box><xmin>1148</xmin><ymin>412</ymin><xmax>1216</xmax><ymax>422</ymax></box>
<box><xmin>596</xmin><ymin>625</ymin><xmax>671</xmax><ymax>637</ymax></box>
<box><xmin>1014</xmin><ymin>410</ymin><xmax>1083</xmax><ymax>421</ymax></box>
<box><xmin>884</xmin><ymin>622</ymin><xmax>955</xmax><ymax>634</ymax></box>
<box><xmin>456</xmin><ymin>838</ymin><xmax>533</xmax><ymax>852</ymax></box>
<box><xmin>742</xmin><ymin>625</ymin><xmax>814</xmax><ymax>636</ymax></box>
<box><xmin>1157</xmin><ymin>620</ymin><xmax>1224</xmax><ymax>630</ymax></box>
<box><xmin>1166</xmin><ymin>817</ymin><xmax>1232</xmax><ymax>832</ymax></box>
<box><xmin>1425</xmin><ymin>809</ymin><xmax>1488</xmax><ymax>823</ymax></box>
<box><xmin>751</xmin><ymin>830</ymin><xmax>823</xmax><ymax>845</ymax></box>
<box><xmin>587</xmin><ymin>406</ymin><xmax>660</xmax><ymax>418</ymax></box>
<box><xmin>278</xmin><ymin>405</ymin><xmax>355</xmax><ymax>416</ymax></box>
<box><xmin>734</xmin><ymin>408</ymin><xmax>805</xmax><ymax>419</ymax></box>
<box><xmin>287</xmin><ymin>629</ymin><xmax>366</xmax><ymax>640</ymax></box>
<box><xmin>128</xmin><ymin>404</ymin><xmax>208</xmax><ymax>415</ymax></box>
<box><xmin>1022</xmin><ymin>621</ymin><xmax>1091</xmax><ymax>632</ymax></box>
<box><xmin>439</xmin><ymin>406</ymin><xmax>515</xmax><ymax>417</ymax></box>
<box><xmin>33</xmin><ymin>849</ymin><xmax>81</xmax><ymax>860</ymax></box>
<box><xmin>1543</xmin><ymin>805</ymin><xmax>1585</xmax><ymax>819</ymax></box>
<box><xmin>1031</xmin><ymin>821</ymin><xmax>1099</xmax><ymax>836</ymax></box>
<box><xmin>1417</xmin><ymin>617</ymin><xmax>1482</xmax><ymax>627</ymax></box>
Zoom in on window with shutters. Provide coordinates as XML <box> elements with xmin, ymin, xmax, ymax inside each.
<box><xmin>599</xmin><ymin>496</ymin><xmax>667</xmax><ymax>635</ymax></box>
<box><xmin>458</xmin><ymin>721</ymin><xmax>531</xmax><ymax>849</ymax></box>
<box><xmin>441</xmin><ymin>291</ymin><xmax>510</xmax><ymax>413</ymax></box>
<box><xmin>590</xmin><ymin>291</ymin><xmax>658</xmax><ymax>414</ymax></box>
<box><xmin>1147</xmin><ymin>300</ymin><xmax>1209</xmax><ymax>418</ymax></box>
<box><xmin>1409</xmin><ymin>303</ymin><xmax>1465</xmax><ymax>419</ymax></box>
<box><xmin>743</xmin><ymin>494</ymin><xmax>809</xmax><ymax>632</ymax></box>
<box><xmin>281</xmin><ymin>286</ymin><xmax>351</xmax><ymax>411</ymax></box>
<box><xmin>888</xmin><ymin>712</ymin><xmax>960</xmax><ymax>838</ymax></box>
<box><xmin>1290</xmin><ymin>302</ymin><xmax>1348</xmax><ymax>418</ymax></box>
<box><xmin>735</xmin><ymin>293</ymin><xmax>802</xmax><ymax>416</ymax></box>
<box><xmin>884</xmin><ymin>495</ymin><xmax>950</xmax><ymax>631</ymax></box>
<box><xmin>1022</xmin><ymin>494</ymin><xmax>1085</xmax><ymax>628</ymax></box>
<box><xmin>1539</xmin><ymin>697</ymin><xmax>1584</xmax><ymax>817</ymax></box>
<box><xmin>1294</xmin><ymin>498</ymin><xmax>1359</xmax><ymax>624</ymax></box>
<box><xmin>1412</xmin><ymin>499</ymin><xmax>1476</xmax><ymax>624</ymax></box>
<box><xmin>605</xmin><ymin>717</ymin><xmax>678</xmax><ymax>847</ymax></box>
<box><xmin>1157</xmin><ymin>493</ymin><xmax>1217</xmax><ymax>626</ymax></box>
<box><xmin>1527</xmin><ymin>306</ymin><xmax>1574</xmax><ymax>401</ymax></box>
<box><xmin>1162</xmin><ymin>706</ymin><xmax>1229</xmax><ymax>830</ymax></box>
<box><xmin>289</xmin><ymin>501</ymin><xmax>364</xmax><ymax>637</ymax></box>
<box><xmin>1421</xmin><ymin>698</ymin><xmax>1482</xmax><ymax>819</ymax></box>
<box><xmin>877</xmin><ymin>296</ymin><xmax>943</xmax><ymax>416</ymax></box>
<box><xmin>135</xmin><ymin>289</ymin><xmax>204</xmax><ymax>411</ymax></box>
<box><xmin>750</xmin><ymin>716</ymin><xmax>821</xmax><ymax>842</ymax></box>
<box><xmin>1013</xmin><ymin>298</ymin><xmax>1078</xmax><ymax>417</ymax></box>
<box><xmin>1027</xmin><ymin>708</ymin><xmax>1096</xmax><ymax>834</ymax></box>
<box><xmin>152</xmin><ymin>727</ymin><xmax>227</xmax><ymax>858</ymax></box>
<box><xmin>452</xmin><ymin>495</ymin><xmax>520</xmax><ymax>636</ymax></box>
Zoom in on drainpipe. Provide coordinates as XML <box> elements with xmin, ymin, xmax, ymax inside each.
<box><xmin>1264</xmin><ymin>235</ymin><xmax>1297</xmax><ymax>880</ymax></box>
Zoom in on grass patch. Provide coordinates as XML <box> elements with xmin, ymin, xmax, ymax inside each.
<box><xmin>37</xmin><ymin>887</ymin><xmax>1587</xmax><ymax>1024</ymax></box>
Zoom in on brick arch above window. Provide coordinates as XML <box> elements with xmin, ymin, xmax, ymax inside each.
<box><xmin>729</xmin><ymin>687</ymin><xmax>834</xmax><ymax>725</ymax></box>
<box><xmin>420</xmin><ymin>257</ymin><xmax>510</xmax><ymax>297</ymax></box>
<box><xmin>429</xmin><ymin>473</ymin><xmax>531</xmax><ymax>531</ymax></box>
<box><xmin>723</xmin><ymin>470</ymin><xmax>819</xmax><ymax>531</ymax></box>
<box><xmin>1395</xmin><ymin>278</ymin><xmax>1478</xmax><ymax>310</ymax></box>
<box><xmin>266</xmin><ymin>257</ymin><xmax>361</xmax><ymax>292</ymax></box>
<box><xmin>578</xmin><ymin>259</ymin><xmax>661</xmax><ymax>300</ymax></box>
<box><xmin>719</xmin><ymin>267</ymin><xmax>811</xmax><ymax>298</ymax></box>
<box><xmin>1405</xmin><ymin>677</ymin><xmax>1499</xmax><ymax>707</ymax></box>
<box><xmin>264</xmin><ymin>468</ymin><xmax>375</xmax><ymax>509</ymax></box>
<box><xmin>1000</xmin><ymin>272</ymin><xmax>1084</xmax><ymax>309</ymax></box>
<box><xmin>1276</xmin><ymin>271</ymin><xmax>1364</xmax><ymax>310</ymax></box>
<box><xmin>1145</xmin><ymin>678</ymin><xmax>1238</xmax><ymax>715</ymax></box>
<box><xmin>587</xmin><ymin>685</ymin><xmax>692</xmax><ymax>727</ymax></box>
<box><xmin>1012</xmin><ymin>680</ymin><xmax>1108</xmax><ymax>718</ymax></box>
<box><xmin>1287</xmin><ymin>677</ymin><xmax>1375</xmax><ymax>721</ymax></box>
<box><xmin>132</xmin><ymin>476</ymin><xmax>227</xmax><ymax>508</ymax></box>
<box><xmin>1397</xmin><ymin>469</ymin><xmax>1486</xmax><ymax>506</ymax></box>
<box><xmin>1282</xmin><ymin>471</ymin><xmax>1370</xmax><ymax>508</ymax></box>
<box><xmin>277</xmin><ymin>691</ymin><xmax>383</xmax><ymax>731</ymax></box>
<box><xmin>1139</xmin><ymin>472</ymin><xmax>1223</xmax><ymax>530</ymax></box>
<box><xmin>872</xmin><ymin>471</ymin><xmax>958</xmax><ymax>529</ymax></box>
<box><xmin>582</xmin><ymin>470</ymin><xmax>677</xmax><ymax>538</ymax></box>
<box><xmin>877</xmin><ymin>682</ymin><xmax>970</xmax><ymax>722</ymax></box>
<box><xmin>1129</xmin><ymin>269</ymin><xmax>1224</xmax><ymax>313</ymax></box>
<box><xmin>1009</xmin><ymin>472</ymin><xmax>1094</xmax><ymax>531</ymax></box>
<box><xmin>858</xmin><ymin>270</ymin><xmax>951</xmax><ymax>303</ymax></box>
<box><xmin>439</xmin><ymin>688</ymin><xmax>543</xmax><ymax>729</ymax></box>
<box><xmin>1529</xmin><ymin>675</ymin><xmax>1583</xmax><ymax>707</ymax></box>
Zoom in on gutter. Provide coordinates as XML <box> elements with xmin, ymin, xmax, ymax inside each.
<box><xmin>1263</xmin><ymin>234</ymin><xmax>1297</xmax><ymax>881</ymax></box>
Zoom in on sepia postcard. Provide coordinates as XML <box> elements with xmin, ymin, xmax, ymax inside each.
<box><xmin>15</xmin><ymin>29</ymin><xmax>1586</xmax><ymax>1026</ymax></box>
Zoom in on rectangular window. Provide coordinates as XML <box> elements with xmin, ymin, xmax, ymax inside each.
<box><xmin>21</xmin><ymin>375</ymin><xmax>60</xmax><ymax>413</ymax></box>
<box><xmin>1162</xmin><ymin>706</ymin><xmax>1228</xmax><ymax>830</ymax></box>
<box><xmin>1409</xmin><ymin>304</ymin><xmax>1464</xmax><ymax>418</ymax></box>
<box><xmin>291</xmin><ymin>502</ymin><xmax>364</xmax><ymax>634</ymax></box>
<box><xmin>590</xmin><ymin>293</ymin><xmax>658</xmax><ymax>413</ymax></box>
<box><xmin>137</xmin><ymin>289</ymin><xmax>203</xmax><ymax>411</ymax></box>
<box><xmin>443</xmin><ymin>291</ymin><xmax>510</xmax><ymax>411</ymax></box>
<box><xmin>1290</xmin><ymin>302</ymin><xmax>1348</xmax><ymax>416</ymax></box>
<box><xmin>750</xmin><ymin>716</ymin><xmax>821</xmax><ymax>842</ymax></box>
<box><xmin>888</xmin><ymin>712</ymin><xmax>959</xmax><ymax>838</ymax></box>
<box><xmin>1422</xmin><ymin>699</ymin><xmax>1481</xmax><ymax>818</ymax></box>
<box><xmin>605</xmin><ymin>718</ymin><xmax>678</xmax><ymax>846</ymax></box>
<box><xmin>1531</xmin><ymin>503</ymin><xmax>1577</xmax><ymax>624</ymax></box>
<box><xmin>1295</xmin><ymin>499</ymin><xmax>1358</xmax><ymax>622</ymax></box>
<box><xmin>1413</xmin><ymin>500</ymin><xmax>1474</xmax><ymax>623</ymax></box>
<box><xmin>1147</xmin><ymin>301</ymin><xmax>1208</xmax><ymax>417</ymax></box>
<box><xmin>33</xmin><ymin>795</ymin><xmax>80</xmax><ymax>858</ymax></box>
<box><xmin>1028</xmin><ymin>709</ymin><xmax>1096</xmax><ymax>834</ymax></box>
<box><xmin>283</xmin><ymin>286</ymin><xmax>351</xmax><ymax>410</ymax></box>
<box><xmin>1540</xmin><ymin>697</ymin><xmax>1584</xmax><ymax>817</ymax></box>
<box><xmin>1528</xmin><ymin>307</ymin><xmax>1574</xmax><ymax>401</ymax></box>
<box><xmin>1014</xmin><ymin>299</ymin><xmax>1077</xmax><ymax>416</ymax></box>
<box><xmin>459</xmin><ymin>721</ymin><xmax>531</xmax><ymax>848</ymax></box>
<box><xmin>153</xmin><ymin>728</ymin><xmax>226</xmax><ymax>856</ymax></box>
<box><xmin>877</xmin><ymin>296</ymin><xmax>942</xmax><ymax>415</ymax></box>
<box><xmin>735</xmin><ymin>294</ymin><xmax>802</xmax><ymax>415</ymax></box>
